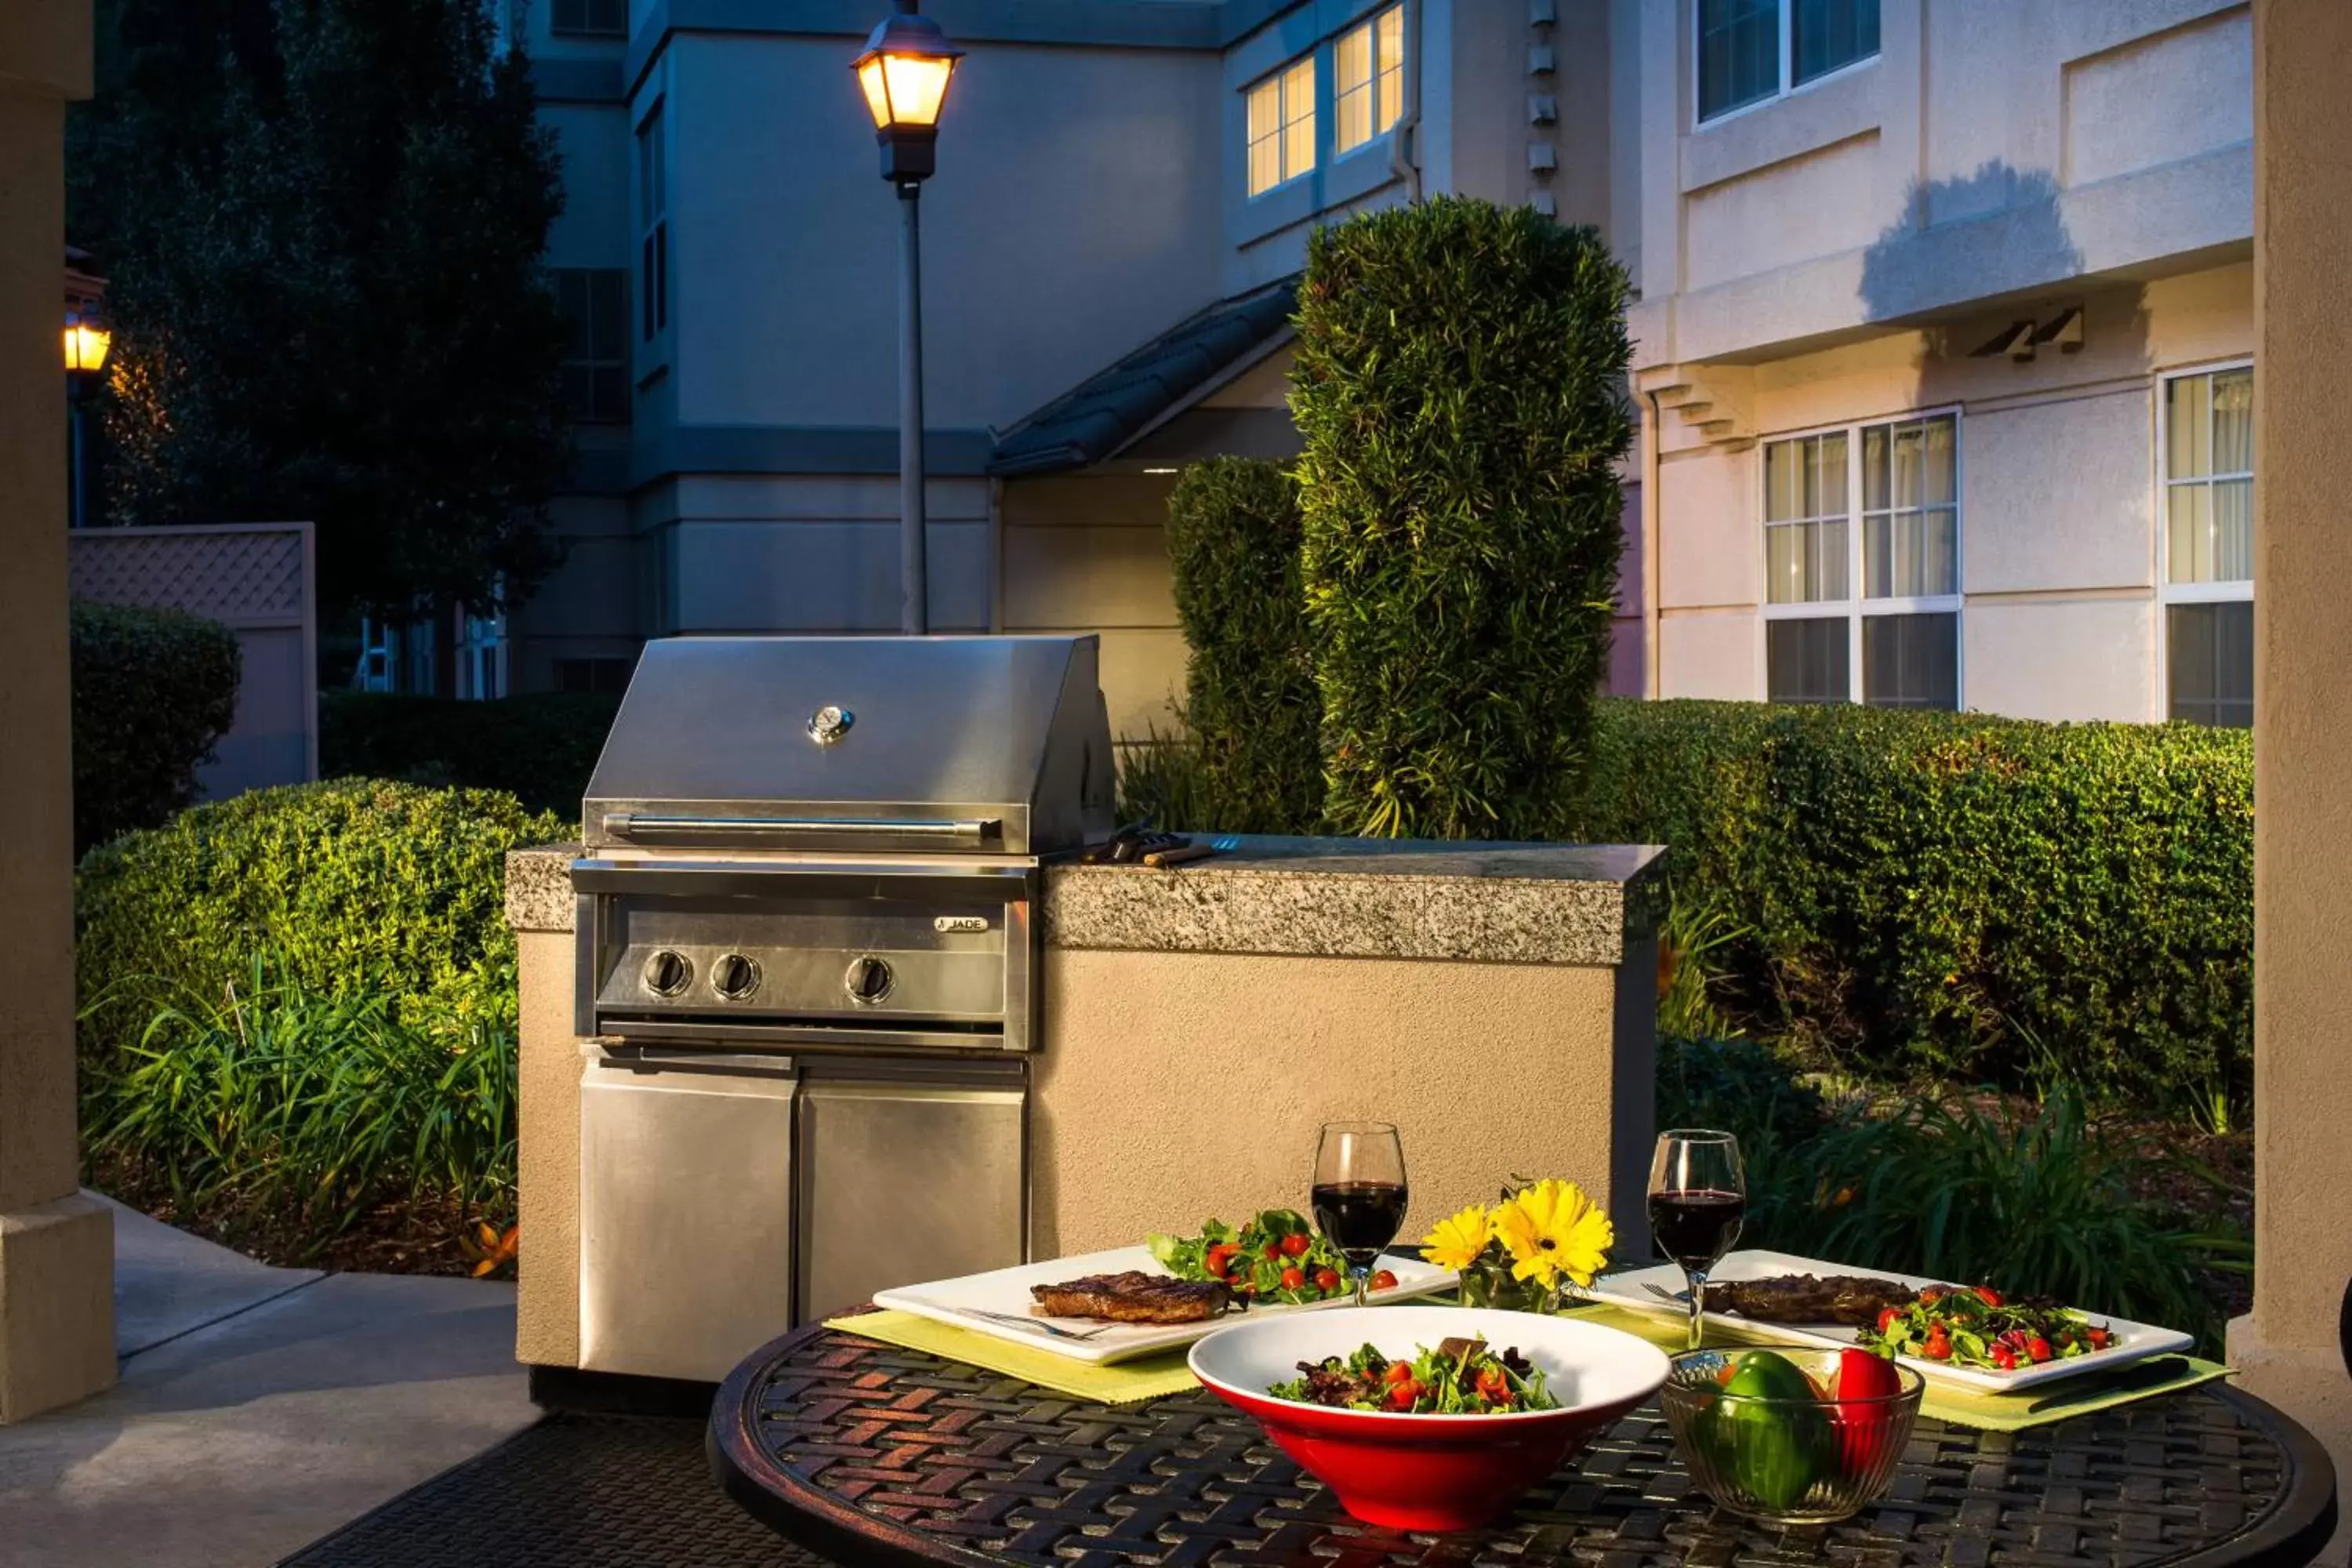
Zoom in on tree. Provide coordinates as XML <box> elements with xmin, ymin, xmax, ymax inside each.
<box><xmin>75</xmin><ymin>0</ymin><xmax>569</xmax><ymax>622</ymax></box>
<box><xmin>1291</xmin><ymin>197</ymin><xmax>1634</xmax><ymax>840</ymax></box>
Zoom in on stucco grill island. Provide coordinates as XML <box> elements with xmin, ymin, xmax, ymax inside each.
<box><xmin>512</xmin><ymin>633</ymin><xmax>1664</xmax><ymax>1400</ymax></box>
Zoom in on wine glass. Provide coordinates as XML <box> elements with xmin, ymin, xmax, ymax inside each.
<box><xmin>1311</xmin><ymin>1122</ymin><xmax>1408</xmax><ymax>1308</ymax></box>
<box><xmin>1647</xmin><ymin>1129</ymin><xmax>1747</xmax><ymax>1350</ymax></box>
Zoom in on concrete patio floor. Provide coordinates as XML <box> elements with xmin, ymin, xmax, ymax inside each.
<box><xmin>0</xmin><ymin>1196</ymin><xmax>538</xmax><ymax>1567</ymax></box>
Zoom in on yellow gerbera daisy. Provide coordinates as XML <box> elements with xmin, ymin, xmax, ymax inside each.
<box><xmin>1493</xmin><ymin>1178</ymin><xmax>1614</xmax><ymax>1289</ymax></box>
<box><xmin>1420</xmin><ymin>1204</ymin><xmax>1493</xmax><ymax>1272</ymax></box>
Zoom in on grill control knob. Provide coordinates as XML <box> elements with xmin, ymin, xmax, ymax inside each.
<box><xmin>844</xmin><ymin>955</ymin><xmax>894</xmax><ymax>1005</ymax></box>
<box><xmin>642</xmin><ymin>949</ymin><xmax>693</xmax><ymax>998</ymax></box>
<box><xmin>710</xmin><ymin>953</ymin><xmax>760</xmax><ymax>1001</ymax></box>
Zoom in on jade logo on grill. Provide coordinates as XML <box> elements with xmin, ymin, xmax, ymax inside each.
<box><xmin>934</xmin><ymin>915</ymin><xmax>989</xmax><ymax>933</ymax></box>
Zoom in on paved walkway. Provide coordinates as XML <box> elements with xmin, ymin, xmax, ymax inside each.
<box><xmin>0</xmin><ymin>1196</ymin><xmax>538</xmax><ymax>1568</ymax></box>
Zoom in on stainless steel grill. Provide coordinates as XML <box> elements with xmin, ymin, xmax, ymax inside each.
<box><xmin>566</xmin><ymin>636</ymin><xmax>1113</xmax><ymax>1382</ymax></box>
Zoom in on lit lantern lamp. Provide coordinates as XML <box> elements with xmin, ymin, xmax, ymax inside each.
<box><xmin>851</xmin><ymin>1</ymin><xmax>962</xmax><ymax>633</ymax></box>
<box><xmin>64</xmin><ymin>312</ymin><xmax>111</xmax><ymax>528</ymax></box>
<box><xmin>63</xmin><ymin>314</ymin><xmax>111</xmax><ymax>376</ymax></box>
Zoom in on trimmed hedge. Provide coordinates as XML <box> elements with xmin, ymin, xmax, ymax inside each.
<box><xmin>1293</xmin><ymin>198</ymin><xmax>1633</xmax><ymax>838</ymax></box>
<box><xmin>1583</xmin><ymin>700</ymin><xmax>2253</xmax><ymax>1112</ymax></box>
<box><xmin>71</xmin><ymin>599</ymin><xmax>242</xmax><ymax>852</ymax></box>
<box><xmin>76</xmin><ymin>779</ymin><xmax>567</xmax><ymax>1059</ymax></box>
<box><xmin>1158</xmin><ymin>458</ymin><xmax>1321</xmax><ymax>833</ymax></box>
<box><xmin>320</xmin><ymin>689</ymin><xmax>620</xmax><ymax>815</ymax></box>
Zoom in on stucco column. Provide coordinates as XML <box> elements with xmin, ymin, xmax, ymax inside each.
<box><xmin>2228</xmin><ymin>0</ymin><xmax>2352</xmax><ymax>1545</ymax></box>
<box><xmin>0</xmin><ymin>0</ymin><xmax>115</xmax><ymax>1423</ymax></box>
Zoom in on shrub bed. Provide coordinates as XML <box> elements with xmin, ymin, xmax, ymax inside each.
<box><xmin>320</xmin><ymin>688</ymin><xmax>620</xmax><ymax>815</ymax></box>
<box><xmin>76</xmin><ymin>778</ymin><xmax>566</xmax><ymax>1062</ymax></box>
<box><xmin>1590</xmin><ymin>701</ymin><xmax>2252</xmax><ymax>1115</ymax></box>
<box><xmin>70</xmin><ymin>598</ymin><xmax>242</xmax><ymax>852</ymax></box>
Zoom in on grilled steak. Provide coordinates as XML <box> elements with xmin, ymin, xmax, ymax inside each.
<box><xmin>1708</xmin><ymin>1273</ymin><xmax>1933</xmax><ymax>1327</ymax></box>
<box><xmin>1030</xmin><ymin>1272</ymin><xmax>1233</xmax><ymax>1324</ymax></box>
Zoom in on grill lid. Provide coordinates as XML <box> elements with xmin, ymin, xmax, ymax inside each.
<box><xmin>583</xmin><ymin>635</ymin><xmax>1116</xmax><ymax>856</ymax></box>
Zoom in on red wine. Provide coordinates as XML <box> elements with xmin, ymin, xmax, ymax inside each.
<box><xmin>1647</xmin><ymin>1188</ymin><xmax>1745</xmax><ymax>1270</ymax></box>
<box><xmin>1312</xmin><ymin>1181</ymin><xmax>1409</xmax><ymax>1265</ymax></box>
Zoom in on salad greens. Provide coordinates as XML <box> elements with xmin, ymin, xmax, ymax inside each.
<box><xmin>1147</xmin><ymin>1210</ymin><xmax>1361</xmax><ymax>1306</ymax></box>
<box><xmin>1857</xmin><ymin>1285</ymin><xmax>2112</xmax><ymax>1372</ymax></box>
<box><xmin>1269</xmin><ymin>1338</ymin><xmax>1558</xmax><ymax>1414</ymax></box>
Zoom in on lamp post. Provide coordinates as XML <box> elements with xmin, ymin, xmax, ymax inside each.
<box><xmin>62</xmin><ymin>312</ymin><xmax>111</xmax><ymax>530</ymax></box>
<box><xmin>853</xmin><ymin>0</ymin><xmax>961</xmax><ymax>634</ymax></box>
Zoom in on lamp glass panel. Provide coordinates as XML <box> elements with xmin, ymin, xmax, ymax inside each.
<box><xmin>857</xmin><ymin>58</ymin><xmax>892</xmax><ymax>127</ymax></box>
<box><xmin>880</xmin><ymin>53</ymin><xmax>953</xmax><ymax>127</ymax></box>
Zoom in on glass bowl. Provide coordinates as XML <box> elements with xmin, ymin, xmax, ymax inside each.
<box><xmin>1657</xmin><ymin>1347</ymin><xmax>1923</xmax><ymax>1525</ymax></box>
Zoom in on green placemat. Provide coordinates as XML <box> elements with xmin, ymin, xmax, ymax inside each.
<box><xmin>825</xmin><ymin>1311</ymin><xmax>1197</xmax><ymax>1406</ymax></box>
<box><xmin>1567</xmin><ymin>1301</ymin><xmax>2228</xmax><ymax>1432</ymax></box>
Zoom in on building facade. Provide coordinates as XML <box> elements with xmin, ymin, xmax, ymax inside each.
<box><xmin>1630</xmin><ymin>0</ymin><xmax>2254</xmax><ymax>723</ymax></box>
<box><xmin>510</xmin><ymin>0</ymin><xmax>2255</xmax><ymax>732</ymax></box>
<box><xmin>506</xmin><ymin>0</ymin><xmax>1637</xmax><ymax>738</ymax></box>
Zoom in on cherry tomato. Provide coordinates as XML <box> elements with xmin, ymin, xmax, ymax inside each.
<box><xmin>1383</xmin><ymin>1359</ymin><xmax>1415</xmax><ymax>1385</ymax></box>
<box><xmin>2087</xmin><ymin>1327</ymin><xmax>2111</xmax><ymax>1350</ymax></box>
<box><xmin>1279</xmin><ymin>1266</ymin><xmax>1305</xmax><ymax>1290</ymax></box>
<box><xmin>2026</xmin><ymin>1336</ymin><xmax>2054</xmax><ymax>1363</ymax></box>
<box><xmin>1279</xmin><ymin>1233</ymin><xmax>1312</xmax><ymax>1258</ymax></box>
<box><xmin>1370</xmin><ymin>1269</ymin><xmax>1398</xmax><ymax>1291</ymax></box>
<box><xmin>1204</xmin><ymin>1244</ymin><xmax>1236</xmax><ymax>1278</ymax></box>
<box><xmin>1876</xmin><ymin>1307</ymin><xmax>1902</xmax><ymax>1334</ymax></box>
<box><xmin>1385</xmin><ymin>1380</ymin><xmax>1423</xmax><ymax>1411</ymax></box>
<box><xmin>1919</xmin><ymin>1287</ymin><xmax>1947</xmax><ymax>1305</ymax></box>
<box><xmin>1921</xmin><ymin>1338</ymin><xmax>1953</xmax><ymax>1360</ymax></box>
<box><xmin>1990</xmin><ymin>1345</ymin><xmax>2017</xmax><ymax>1370</ymax></box>
<box><xmin>1313</xmin><ymin>1268</ymin><xmax>1342</xmax><ymax>1293</ymax></box>
<box><xmin>1263</xmin><ymin>1240</ymin><xmax>1283</xmax><ymax>1259</ymax></box>
<box><xmin>1475</xmin><ymin>1367</ymin><xmax>1512</xmax><ymax>1402</ymax></box>
<box><xmin>1973</xmin><ymin>1286</ymin><xmax>2004</xmax><ymax>1307</ymax></box>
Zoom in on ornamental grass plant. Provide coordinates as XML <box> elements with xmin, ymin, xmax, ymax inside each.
<box><xmin>83</xmin><ymin>952</ymin><xmax>517</xmax><ymax>1261</ymax></box>
<box><xmin>1292</xmin><ymin>197</ymin><xmax>1633</xmax><ymax>839</ymax></box>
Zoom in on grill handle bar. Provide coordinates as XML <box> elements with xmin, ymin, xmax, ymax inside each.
<box><xmin>601</xmin><ymin>812</ymin><xmax>1000</xmax><ymax>842</ymax></box>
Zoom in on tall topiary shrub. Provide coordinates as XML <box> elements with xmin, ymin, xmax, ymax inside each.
<box><xmin>70</xmin><ymin>598</ymin><xmax>242</xmax><ymax>852</ymax></box>
<box><xmin>1160</xmin><ymin>457</ymin><xmax>1322</xmax><ymax>833</ymax></box>
<box><xmin>1292</xmin><ymin>197</ymin><xmax>1633</xmax><ymax>838</ymax></box>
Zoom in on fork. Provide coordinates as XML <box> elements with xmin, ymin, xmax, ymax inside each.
<box><xmin>1642</xmin><ymin>1283</ymin><xmax>1693</xmax><ymax>1306</ymax></box>
<box><xmin>956</xmin><ymin>1308</ymin><xmax>1120</xmax><ymax>1341</ymax></box>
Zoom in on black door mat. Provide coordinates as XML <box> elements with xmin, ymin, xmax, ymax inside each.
<box><xmin>276</xmin><ymin>1414</ymin><xmax>830</xmax><ymax>1568</ymax></box>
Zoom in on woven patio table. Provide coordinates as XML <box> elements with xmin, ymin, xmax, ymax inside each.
<box><xmin>709</xmin><ymin>1323</ymin><xmax>2339</xmax><ymax>1568</ymax></box>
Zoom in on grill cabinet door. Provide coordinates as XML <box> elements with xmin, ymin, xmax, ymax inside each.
<box><xmin>797</xmin><ymin>1076</ymin><xmax>1026</xmax><ymax>1323</ymax></box>
<box><xmin>579</xmin><ymin>1055</ymin><xmax>796</xmax><ymax>1381</ymax></box>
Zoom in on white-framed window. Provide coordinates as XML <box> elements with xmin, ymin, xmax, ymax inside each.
<box><xmin>1245</xmin><ymin>56</ymin><xmax>1317</xmax><ymax>196</ymax></box>
<box><xmin>1335</xmin><ymin>5</ymin><xmax>1406</xmax><ymax>155</ymax></box>
<box><xmin>2159</xmin><ymin>362</ymin><xmax>2253</xmax><ymax>727</ymax></box>
<box><xmin>1761</xmin><ymin>411</ymin><xmax>1962</xmax><ymax>709</ymax></box>
<box><xmin>1697</xmin><ymin>0</ymin><xmax>1879</xmax><ymax>124</ymax></box>
<box><xmin>636</xmin><ymin>103</ymin><xmax>667</xmax><ymax>342</ymax></box>
<box><xmin>554</xmin><ymin>267</ymin><xmax>630</xmax><ymax>423</ymax></box>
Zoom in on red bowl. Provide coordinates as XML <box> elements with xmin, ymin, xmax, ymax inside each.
<box><xmin>1188</xmin><ymin>1305</ymin><xmax>1670</xmax><ymax>1532</ymax></box>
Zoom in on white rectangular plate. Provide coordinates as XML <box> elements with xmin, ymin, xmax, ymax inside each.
<box><xmin>1589</xmin><ymin>1249</ymin><xmax>2195</xmax><ymax>1392</ymax></box>
<box><xmin>872</xmin><ymin>1244</ymin><xmax>1457</xmax><ymax>1365</ymax></box>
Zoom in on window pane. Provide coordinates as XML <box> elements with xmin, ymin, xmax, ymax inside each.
<box><xmin>2211</xmin><ymin>368</ymin><xmax>2252</xmax><ymax>474</ymax></box>
<box><xmin>1768</xmin><ymin>617</ymin><xmax>1849</xmax><ymax>703</ymax></box>
<box><xmin>1378</xmin><ymin>5</ymin><xmax>1406</xmax><ymax>129</ymax></box>
<box><xmin>1861</xmin><ymin>612</ymin><xmax>1958</xmax><ymax>710</ymax></box>
<box><xmin>2167</xmin><ymin>372</ymin><xmax>2212</xmax><ymax>479</ymax></box>
<box><xmin>1338</xmin><ymin>84</ymin><xmax>1374</xmax><ymax>152</ymax></box>
<box><xmin>1792</xmin><ymin>0</ymin><xmax>1878</xmax><ymax>85</ymax></box>
<box><xmin>1283</xmin><ymin>59</ymin><xmax>1316</xmax><ymax>180</ymax></box>
<box><xmin>2169</xmin><ymin>601</ymin><xmax>2253</xmax><ymax>727</ymax></box>
<box><xmin>1248</xmin><ymin>135</ymin><xmax>1280</xmax><ymax>196</ymax></box>
<box><xmin>1767</xmin><ymin>519</ymin><xmax>1848</xmax><ymax>603</ymax></box>
<box><xmin>1698</xmin><ymin>0</ymin><xmax>1780</xmax><ymax>121</ymax></box>
<box><xmin>1338</xmin><ymin>23</ymin><xmax>1373</xmax><ymax>98</ymax></box>
<box><xmin>1247</xmin><ymin>78</ymin><xmax>1278</xmax><ymax>143</ymax></box>
<box><xmin>2212</xmin><ymin>477</ymin><xmax>2252</xmax><ymax>581</ymax></box>
<box><xmin>1865</xmin><ymin>507</ymin><xmax>1956</xmax><ymax>597</ymax></box>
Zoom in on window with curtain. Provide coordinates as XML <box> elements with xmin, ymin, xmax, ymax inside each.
<box><xmin>637</xmin><ymin>105</ymin><xmax>667</xmax><ymax>342</ymax></box>
<box><xmin>1760</xmin><ymin>410</ymin><xmax>1962</xmax><ymax>709</ymax></box>
<box><xmin>1246</xmin><ymin>56</ymin><xmax>1317</xmax><ymax>196</ymax></box>
<box><xmin>1335</xmin><ymin>5</ymin><xmax>1406</xmax><ymax>155</ymax></box>
<box><xmin>1698</xmin><ymin>0</ymin><xmax>1878</xmax><ymax>122</ymax></box>
<box><xmin>2161</xmin><ymin>365</ymin><xmax>2254</xmax><ymax>726</ymax></box>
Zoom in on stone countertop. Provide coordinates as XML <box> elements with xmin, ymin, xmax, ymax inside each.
<box><xmin>507</xmin><ymin>836</ymin><xmax>1662</xmax><ymax>967</ymax></box>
